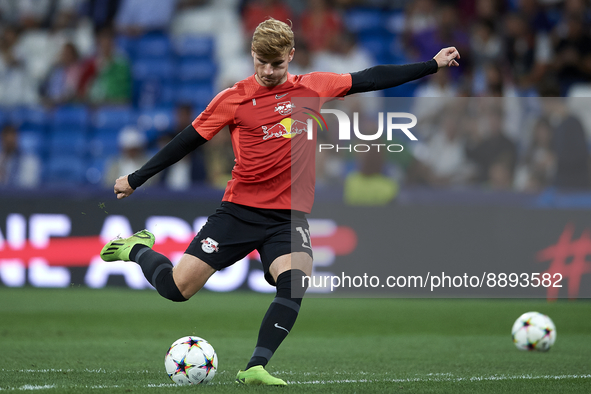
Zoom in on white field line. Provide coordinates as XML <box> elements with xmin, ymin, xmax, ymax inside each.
<box><xmin>287</xmin><ymin>374</ymin><xmax>591</xmax><ymax>385</ymax></box>
<box><xmin>0</xmin><ymin>369</ymin><xmax>152</xmax><ymax>374</ymax></box>
<box><xmin>0</xmin><ymin>371</ymin><xmax>590</xmax><ymax>390</ymax></box>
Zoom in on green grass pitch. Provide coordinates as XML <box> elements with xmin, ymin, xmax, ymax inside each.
<box><xmin>0</xmin><ymin>287</ymin><xmax>590</xmax><ymax>393</ymax></box>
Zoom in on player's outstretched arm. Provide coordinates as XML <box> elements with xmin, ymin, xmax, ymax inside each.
<box><xmin>433</xmin><ymin>46</ymin><xmax>460</xmax><ymax>68</ymax></box>
<box><xmin>116</xmin><ymin>125</ymin><xmax>208</xmax><ymax>196</ymax></box>
<box><xmin>347</xmin><ymin>46</ymin><xmax>460</xmax><ymax>95</ymax></box>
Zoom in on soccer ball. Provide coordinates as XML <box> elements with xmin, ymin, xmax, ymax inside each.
<box><xmin>511</xmin><ymin>312</ymin><xmax>556</xmax><ymax>352</ymax></box>
<box><xmin>165</xmin><ymin>336</ymin><xmax>218</xmax><ymax>385</ymax></box>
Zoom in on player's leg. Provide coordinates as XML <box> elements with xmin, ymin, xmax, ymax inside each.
<box><xmin>172</xmin><ymin>254</ymin><xmax>216</xmax><ymax>298</ymax></box>
<box><xmin>244</xmin><ymin>252</ymin><xmax>312</xmax><ymax>365</ymax></box>
<box><xmin>268</xmin><ymin>250</ymin><xmax>313</xmax><ymax>280</ymax></box>
<box><xmin>237</xmin><ymin>210</ymin><xmax>313</xmax><ymax>386</ymax></box>
<box><xmin>101</xmin><ymin>203</ymin><xmax>260</xmax><ymax>302</ymax></box>
<box><xmin>100</xmin><ymin>230</ymin><xmax>215</xmax><ymax>301</ymax></box>
<box><xmin>237</xmin><ymin>251</ymin><xmax>312</xmax><ymax>386</ymax></box>
<box><xmin>131</xmin><ymin>248</ymin><xmax>215</xmax><ymax>301</ymax></box>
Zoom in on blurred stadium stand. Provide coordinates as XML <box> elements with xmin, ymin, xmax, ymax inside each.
<box><xmin>1</xmin><ymin>0</ymin><xmax>591</xmax><ymax>200</ymax></box>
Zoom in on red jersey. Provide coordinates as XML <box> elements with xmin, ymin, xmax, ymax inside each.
<box><xmin>192</xmin><ymin>72</ymin><xmax>352</xmax><ymax>213</ymax></box>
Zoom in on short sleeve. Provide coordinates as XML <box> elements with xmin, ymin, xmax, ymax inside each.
<box><xmin>192</xmin><ymin>89</ymin><xmax>239</xmax><ymax>140</ymax></box>
<box><xmin>299</xmin><ymin>72</ymin><xmax>352</xmax><ymax>99</ymax></box>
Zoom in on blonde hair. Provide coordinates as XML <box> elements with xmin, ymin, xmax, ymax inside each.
<box><xmin>251</xmin><ymin>18</ymin><xmax>294</xmax><ymax>58</ymax></box>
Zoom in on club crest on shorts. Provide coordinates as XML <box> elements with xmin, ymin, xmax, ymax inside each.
<box><xmin>200</xmin><ymin>237</ymin><xmax>219</xmax><ymax>253</ymax></box>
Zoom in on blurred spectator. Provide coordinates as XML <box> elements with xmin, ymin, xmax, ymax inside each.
<box><xmin>476</xmin><ymin>64</ymin><xmax>518</xmax><ymax>98</ymax></box>
<box><xmin>453</xmin><ymin>0</ymin><xmax>478</xmax><ymax>22</ymax></box>
<box><xmin>51</xmin><ymin>0</ymin><xmax>85</xmax><ymax>27</ymax></box>
<box><xmin>157</xmin><ymin>104</ymin><xmax>207</xmax><ymax>189</ymax></box>
<box><xmin>488</xmin><ymin>157</ymin><xmax>515</xmax><ymax>190</ymax></box>
<box><xmin>473</xmin><ymin>0</ymin><xmax>505</xmax><ymax>25</ymax></box>
<box><xmin>104</xmin><ymin>126</ymin><xmax>153</xmax><ymax>188</ymax></box>
<box><xmin>50</xmin><ymin>0</ymin><xmax>95</xmax><ymax>57</ymax></box>
<box><xmin>42</xmin><ymin>42</ymin><xmax>84</xmax><ymax>105</ymax></box>
<box><xmin>344</xmin><ymin>152</ymin><xmax>398</xmax><ymax>206</ymax></box>
<box><xmin>288</xmin><ymin>41</ymin><xmax>314</xmax><ymax>76</ymax></box>
<box><xmin>540</xmin><ymin>82</ymin><xmax>591</xmax><ymax>190</ymax></box>
<box><xmin>315</xmin><ymin>147</ymin><xmax>345</xmax><ymax>188</ymax></box>
<box><xmin>242</xmin><ymin>0</ymin><xmax>293</xmax><ymax>35</ymax></box>
<box><xmin>551</xmin><ymin>111</ymin><xmax>591</xmax><ymax>190</ymax></box>
<box><xmin>412</xmin><ymin>68</ymin><xmax>457</xmax><ymax>136</ymax></box>
<box><xmin>466</xmin><ymin>106</ymin><xmax>517</xmax><ymax>185</ymax></box>
<box><xmin>299</xmin><ymin>0</ymin><xmax>343</xmax><ymax>53</ymax></box>
<box><xmin>503</xmin><ymin>12</ymin><xmax>551</xmax><ymax>93</ymax></box>
<box><xmin>514</xmin><ymin>117</ymin><xmax>556</xmax><ymax>192</ymax></box>
<box><xmin>0</xmin><ymin>26</ymin><xmax>39</xmax><ymax>105</ymax></box>
<box><xmin>8</xmin><ymin>0</ymin><xmax>94</xmax><ymax>88</ymax></box>
<box><xmin>552</xmin><ymin>15</ymin><xmax>591</xmax><ymax>94</ymax></box>
<box><xmin>171</xmin><ymin>0</ymin><xmax>246</xmax><ymax>90</ymax></box>
<box><xmin>155</xmin><ymin>132</ymin><xmax>193</xmax><ymax>190</ymax></box>
<box><xmin>475</xmin><ymin>65</ymin><xmax>526</xmax><ymax>142</ymax></box>
<box><xmin>555</xmin><ymin>0</ymin><xmax>591</xmax><ymax>28</ymax></box>
<box><xmin>402</xmin><ymin>0</ymin><xmax>437</xmax><ymax>35</ymax></box>
<box><xmin>115</xmin><ymin>0</ymin><xmax>177</xmax><ymax>36</ymax></box>
<box><xmin>0</xmin><ymin>124</ymin><xmax>41</xmax><ymax>188</ymax></box>
<box><xmin>412</xmin><ymin>115</ymin><xmax>473</xmax><ymax>187</ymax></box>
<box><xmin>79</xmin><ymin>27</ymin><xmax>131</xmax><ymax>104</ymax></box>
<box><xmin>517</xmin><ymin>0</ymin><xmax>554</xmax><ymax>33</ymax></box>
<box><xmin>172</xmin><ymin>103</ymin><xmax>195</xmax><ymax>130</ymax></box>
<box><xmin>407</xmin><ymin>4</ymin><xmax>470</xmax><ymax>81</ymax></box>
<box><xmin>470</xmin><ymin>19</ymin><xmax>503</xmax><ymax>74</ymax></box>
<box><xmin>313</xmin><ymin>31</ymin><xmax>373</xmax><ymax>75</ymax></box>
<box><xmin>81</xmin><ymin>0</ymin><xmax>121</xmax><ymax>30</ymax></box>
<box><xmin>0</xmin><ymin>0</ymin><xmax>53</xmax><ymax>28</ymax></box>
<box><xmin>204</xmin><ymin>125</ymin><xmax>234</xmax><ymax>189</ymax></box>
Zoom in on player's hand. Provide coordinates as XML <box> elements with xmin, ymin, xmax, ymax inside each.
<box><xmin>433</xmin><ymin>47</ymin><xmax>460</xmax><ymax>68</ymax></box>
<box><xmin>114</xmin><ymin>175</ymin><xmax>134</xmax><ymax>199</ymax></box>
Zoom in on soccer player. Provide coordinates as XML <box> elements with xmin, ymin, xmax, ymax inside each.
<box><xmin>100</xmin><ymin>18</ymin><xmax>460</xmax><ymax>386</ymax></box>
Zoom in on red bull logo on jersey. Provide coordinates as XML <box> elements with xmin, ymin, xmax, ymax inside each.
<box><xmin>201</xmin><ymin>237</ymin><xmax>219</xmax><ymax>254</ymax></box>
<box><xmin>262</xmin><ymin>118</ymin><xmax>313</xmax><ymax>140</ymax></box>
<box><xmin>274</xmin><ymin>101</ymin><xmax>295</xmax><ymax>116</ymax></box>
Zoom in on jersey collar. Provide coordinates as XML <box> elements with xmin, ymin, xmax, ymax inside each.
<box><xmin>252</xmin><ymin>73</ymin><xmax>295</xmax><ymax>90</ymax></box>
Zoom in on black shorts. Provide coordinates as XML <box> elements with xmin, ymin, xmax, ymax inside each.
<box><xmin>185</xmin><ymin>202</ymin><xmax>313</xmax><ymax>286</ymax></box>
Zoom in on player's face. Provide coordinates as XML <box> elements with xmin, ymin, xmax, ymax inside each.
<box><xmin>252</xmin><ymin>48</ymin><xmax>295</xmax><ymax>87</ymax></box>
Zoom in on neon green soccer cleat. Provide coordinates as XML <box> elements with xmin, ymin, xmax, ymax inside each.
<box><xmin>236</xmin><ymin>365</ymin><xmax>287</xmax><ymax>386</ymax></box>
<box><xmin>100</xmin><ymin>229</ymin><xmax>155</xmax><ymax>262</ymax></box>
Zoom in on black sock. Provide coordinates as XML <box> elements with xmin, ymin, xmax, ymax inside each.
<box><xmin>246</xmin><ymin>269</ymin><xmax>308</xmax><ymax>369</ymax></box>
<box><xmin>130</xmin><ymin>245</ymin><xmax>186</xmax><ymax>302</ymax></box>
